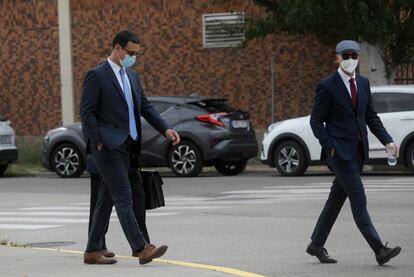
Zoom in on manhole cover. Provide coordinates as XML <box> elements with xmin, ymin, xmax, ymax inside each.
<box><xmin>25</xmin><ymin>241</ymin><xmax>75</xmax><ymax>248</ymax></box>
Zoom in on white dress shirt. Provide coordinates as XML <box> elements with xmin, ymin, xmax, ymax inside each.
<box><xmin>337</xmin><ymin>67</ymin><xmax>358</xmax><ymax>98</ymax></box>
<box><xmin>107</xmin><ymin>57</ymin><xmax>132</xmax><ymax>96</ymax></box>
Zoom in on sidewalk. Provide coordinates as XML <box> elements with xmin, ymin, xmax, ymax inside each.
<box><xmin>0</xmin><ymin>245</ymin><xmax>263</xmax><ymax>277</ymax></box>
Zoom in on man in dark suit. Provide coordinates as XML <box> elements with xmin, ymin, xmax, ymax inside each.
<box><xmin>306</xmin><ymin>40</ymin><xmax>401</xmax><ymax>265</ymax></box>
<box><xmin>86</xmin><ymin>156</ymin><xmax>150</xmax><ymax>259</ymax></box>
<box><xmin>80</xmin><ymin>30</ymin><xmax>180</xmax><ymax>265</ymax></box>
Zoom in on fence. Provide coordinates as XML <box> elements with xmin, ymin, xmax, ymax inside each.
<box><xmin>394</xmin><ymin>63</ymin><xmax>414</xmax><ymax>84</ymax></box>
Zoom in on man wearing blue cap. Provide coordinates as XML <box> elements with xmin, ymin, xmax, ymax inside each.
<box><xmin>306</xmin><ymin>40</ymin><xmax>402</xmax><ymax>265</ymax></box>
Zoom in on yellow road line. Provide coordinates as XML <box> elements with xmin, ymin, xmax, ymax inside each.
<box><xmin>26</xmin><ymin>246</ymin><xmax>266</xmax><ymax>277</ymax></box>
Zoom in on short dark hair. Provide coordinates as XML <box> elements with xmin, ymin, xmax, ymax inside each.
<box><xmin>112</xmin><ymin>30</ymin><xmax>140</xmax><ymax>49</ymax></box>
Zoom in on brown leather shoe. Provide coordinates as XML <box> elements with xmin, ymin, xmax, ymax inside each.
<box><xmin>100</xmin><ymin>249</ymin><xmax>115</xmax><ymax>258</ymax></box>
<box><xmin>133</xmin><ymin>244</ymin><xmax>168</xmax><ymax>265</ymax></box>
<box><xmin>84</xmin><ymin>251</ymin><xmax>117</xmax><ymax>264</ymax></box>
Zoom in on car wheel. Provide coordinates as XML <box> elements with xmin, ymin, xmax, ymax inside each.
<box><xmin>51</xmin><ymin>143</ymin><xmax>85</xmax><ymax>178</ymax></box>
<box><xmin>274</xmin><ymin>140</ymin><xmax>308</xmax><ymax>176</ymax></box>
<box><xmin>0</xmin><ymin>164</ymin><xmax>8</xmax><ymax>177</ymax></box>
<box><xmin>214</xmin><ymin>159</ymin><xmax>248</xmax><ymax>176</ymax></box>
<box><xmin>168</xmin><ymin>141</ymin><xmax>203</xmax><ymax>177</ymax></box>
<box><xmin>406</xmin><ymin>142</ymin><xmax>414</xmax><ymax>171</ymax></box>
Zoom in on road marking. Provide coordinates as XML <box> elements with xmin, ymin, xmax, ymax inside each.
<box><xmin>161</xmin><ymin>206</ymin><xmax>220</xmax><ymax>210</ymax></box>
<box><xmin>223</xmin><ymin>188</ymin><xmax>414</xmax><ymax>195</ymax></box>
<box><xmin>72</xmin><ymin>202</ymin><xmax>90</xmax><ymax>205</ymax></box>
<box><xmin>1</xmin><ymin>182</ymin><xmax>413</xmax><ymax>231</ymax></box>
<box><xmin>266</xmin><ymin>185</ymin><xmax>414</xmax><ymax>189</ymax></box>
<box><xmin>308</xmin><ymin>182</ymin><xmax>414</xmax><ymax>186</ymax></box>
<box><xmin>140</xmin><ymin>257</ymin><xmax>266</xmax><ymax>277</ymax></box>
<box><xmin>0</xmin><ymin>217</ymin><xmax>90</xmax><ymax>223</ymax></box>
<box><xmin>0</xmin><ymin>211</ymin><xmax>175</xmax><ymax>217</ymax></box>
<box><xmin>0</xmin><ymin>211</ymin><xmax>92</xmax><ymax>216</ymax></box>
<box><xmin>20</xmin><ymin>206</ymin><xmax>90</xmax><ymax>211</ymax></box>
<box><xmin>147</xmin><ymin>212</ymin><xmax>180</xmax><ymax>216</ymax></box>
<box><xmin>0</xmin><ymin>224</ymin><xmax>60</xmax><ymax>230</ymax></box>
<box><xmin>25</xmin><ymin>246</ymin><xmax>266</xmax><ymax>277</ymax></box>
<box><xmin>0</xmin><ymin>211</ymin><xmax>176</xmax><ymax>230</ymax></box>
<box><xmin>165</xmin><ymin>196</ymin><xmax>211</xmax><ymax>202</ymax></box>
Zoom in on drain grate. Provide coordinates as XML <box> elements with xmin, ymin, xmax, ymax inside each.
<box><xmin>25</xmin><ymin>241</ymin><xmax>75</xmax><ymax>248</ymax></box>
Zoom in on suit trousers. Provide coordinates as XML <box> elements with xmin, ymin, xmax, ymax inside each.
<box><xmin>311</xmin><ymin>141</ymin><xmax>383</xmax><ymax>252</ymax></box>
<box><xmin>87</xmin><ymin>171</ymin><xmax>150</xmax><ymax>250</ymax></box>
<box><xmin>88</xmin><ymin>167</ymin><xmax>150</xmax><ymax>249</ymax></box>
<box><xmin>129</xmin><ymin>167</ymin><xmax>150</xmax><ymax>243</ymax></box>
<box><xmin>86</xmin><ymin>138</ymin><xmax>147</xmax><ymax>252</ymax></box>
<box><xmin>88</xmin><ymin>173</ymin><xmax>109</xmax><ymax>250</ymax></box>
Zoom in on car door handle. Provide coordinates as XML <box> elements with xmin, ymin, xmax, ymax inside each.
<box><xmin>401</xmin><ymin>117</ymin><xmax>414</xmax><ymax>121</ymax></box>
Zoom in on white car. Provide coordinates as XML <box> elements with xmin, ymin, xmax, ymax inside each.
<box><xmin>261</xmin><ymin>85</ymin><xmax>414</xmax><ymax>175</ymax></box>
<box><xmin>0</xmin><ymin>114</ymin><xmax>18</xmax><ymax>176</ymax></box>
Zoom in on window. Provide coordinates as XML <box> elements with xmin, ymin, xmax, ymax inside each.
<box><xmin>202</xmin><ymin>12</ymin><xmax>245</xmax><ymax>48</ymax></box>
<box><xmin>374</xmin><ymin>92</ymin><xmax>414</xmax><ymax>113</ymax></box>
<box><xmin>151</xmin><ymin>101</ymin><xmax>172</xmax><ymax>114</ymax></box>
<box><xmin>191</xmin><ymin>99</ymin><xmax>236</xmax><ymax>113</ymax></box>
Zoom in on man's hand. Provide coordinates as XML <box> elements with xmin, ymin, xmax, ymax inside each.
<box><xmin>330</xmin><ymin>148</ymin><xmax>335</xmax><ymax>157</ymax></box>
<box><xmin>96</xmin><ymin>143</ymin><xmax>103</xmax><ymax>151</ymax></box>
<box><xmin>386</xmin><ymin>143</ymin><xmax>398</xmax><ymax>157</ymax></box>
<box><xmin>165</xmin><ymin>129</ymin><xmax>180</xmax><ymax>145</ymax></box>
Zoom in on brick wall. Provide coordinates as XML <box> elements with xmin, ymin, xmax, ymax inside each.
<box><xmin>0</xmin><ymin>0</ymin><xmax>61</xmax><ymax>136</ymax></box>
<box><xmin>71</xmin><ymin>0</ymin><xmax>335</xmax><ymax>129</ymax></box>
<box><xmin>1</xmin><ymin>0</ymin><xmax>335</xmax><ymax>135</ymax></box>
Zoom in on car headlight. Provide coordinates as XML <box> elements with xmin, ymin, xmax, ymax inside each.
<box><xmin>265</xmin><ymin>122</ymin><xmax>283</xmax><ymax>135</ymax></box>
<box><xmin>45</xmin><ymin>127</ymin><xmax>67</xmax><ymax>140</ymax></box>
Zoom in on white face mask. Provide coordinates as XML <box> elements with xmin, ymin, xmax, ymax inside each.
<box><xmin>340</xmin><ymin>58</ymin><xmax>359</xmax><ymax>74</ymax></box>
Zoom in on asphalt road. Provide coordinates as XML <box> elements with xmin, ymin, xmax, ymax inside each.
<box><xmin>0</xmin><ymin>169</ymin><xmax>413</xmax><ymax>276</ymax></box>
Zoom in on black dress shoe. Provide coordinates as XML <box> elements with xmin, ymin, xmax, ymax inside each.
<box><xmin>306</xmin><ymin>242</ymin><xmax>337</xmax><ymax>264</ymax></box>
<box><xmin>375</xmin><ymin>243</ymin><xmax>401</xmax><ymax>265</ymax></box>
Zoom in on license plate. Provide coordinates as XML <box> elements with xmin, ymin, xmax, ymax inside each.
<box><xmin>1</xmin><ymin>135</ymin><xmax>12</xmax><ymax>144</ymax></box>
<box><xmin>231</xmin><ymin>120</ymin><xmax>249</xmax><ymax>129</ymax></box>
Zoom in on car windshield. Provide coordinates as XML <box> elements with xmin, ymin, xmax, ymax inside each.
<box><xmin>191</xmin><ymin>99</ymin><xmax>236</xmax><ymax>113</ymax></box>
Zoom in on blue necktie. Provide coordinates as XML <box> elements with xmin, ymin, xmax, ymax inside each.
<box><xmin>119</xmin><ymin>68</ymin><xmax>138</xmax><ymax>140</ymax></box>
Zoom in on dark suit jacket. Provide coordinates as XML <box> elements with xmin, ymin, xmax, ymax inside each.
<box><xmin>310</xmin><ymin>71</ymin><xmax>392</xmax><ymax>161</ymax></box>
<box><xmin>86</xmin><ymin>155</ymin><xmax>98</xmax><ymax>174</ymax></box>
<box><xmin>80</xmin><ymin>60</ymin><xmax>170</xmax><ymax>156</ymax></box>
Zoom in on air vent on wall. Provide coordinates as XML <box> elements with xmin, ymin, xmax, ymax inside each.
<box><xmin>202</xmin><ymin>12</ymin><xmax>245</xmax><ymax>48</ymax></box>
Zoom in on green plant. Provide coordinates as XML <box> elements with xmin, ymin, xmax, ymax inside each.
<box><xmin>208</xmin><ymin>0</ymin><xmax>414</xmax><ymax>82</ymax></box>
<box><xmin>14</xmin><ymin>136</ymin><xmax>43</xmax><ymax>166</ymax></box>
<box><xmin>249</xmin><ymin>0</ymin><xmax>414</xmax><ymax>82</ymax></box>
<box><xmin>6</xmin><ymin>136</ymin><xmax>44</xmax><ymax>176</ymax></box>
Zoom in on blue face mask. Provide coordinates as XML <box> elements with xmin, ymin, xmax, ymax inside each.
<box><xmin>120</xmin><ymin>50</ymin><xmax>136</xmax><ymax>68</ymax></box>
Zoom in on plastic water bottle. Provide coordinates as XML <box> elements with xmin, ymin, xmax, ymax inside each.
<box><xmin>387</xmin><ymin>143</ymin><xmax>397</xmax><ymax>166</ymax></box>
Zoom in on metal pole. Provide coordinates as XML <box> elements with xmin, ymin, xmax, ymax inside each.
<box><xmin>271</xmin><ymin>53</ymin><xmax>276</xmax><ymax>123</ymax></box>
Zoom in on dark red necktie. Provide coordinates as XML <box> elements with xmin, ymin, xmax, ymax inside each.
<box><xmin>349</xmin><ymin>78</ymin><xmax>357</xmax><ymax>109</ymax></box>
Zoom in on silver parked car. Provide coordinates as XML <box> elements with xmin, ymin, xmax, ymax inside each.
<box><xmin>0</xmin><ymin>114</ymin><xmax>18</xmax><ymax>176</ymax></box>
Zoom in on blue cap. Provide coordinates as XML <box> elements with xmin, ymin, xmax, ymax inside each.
<box><xmin>335</xmin><ymin>40</ymin><xmax>360</xmax><ymax>54</ymax></box>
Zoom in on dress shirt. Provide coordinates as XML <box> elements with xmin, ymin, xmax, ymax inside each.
<box><xmin>107</xmin><ymin>57</ymin><xmax>132</xmax><ymax>98</ymax></box>
<box><xmin>338</xmin><ymin>67</ymin><xmax>358</xmax><ymax>98</ymax></box>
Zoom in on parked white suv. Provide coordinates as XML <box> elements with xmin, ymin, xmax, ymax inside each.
<box><xmin>0</xmin><ymin>114</ymin><xmax>18</xmax><ymax>176</ymax></box>
<box><xmin>261</xmin><ymin>85</ymin><xmax>414</xmax><ymax>176</ymax></box>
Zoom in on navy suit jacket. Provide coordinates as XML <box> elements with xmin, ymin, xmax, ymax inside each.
<box><xmin>80</xmin><ymin>60</ymin><xmax>170</xmax><ymax>156</ymax></box>
<box><xmin>310</xmin><ymin>71</ymin><xmax>392</xmax><ymax>161</ymax></box>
